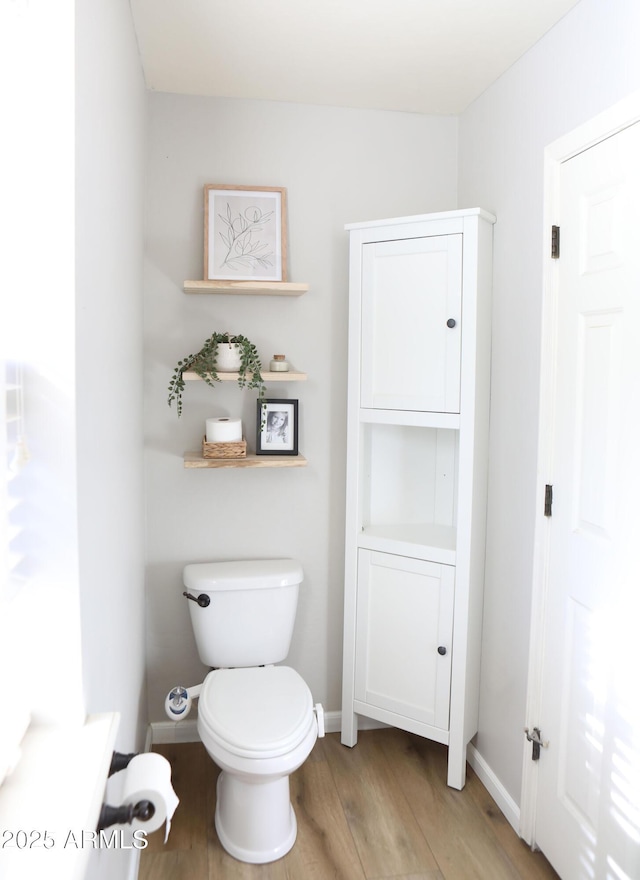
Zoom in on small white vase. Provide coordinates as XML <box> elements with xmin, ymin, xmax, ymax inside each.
<box><xmin>217</xmin><ymin>343</ymin><xmax>242</xmax><ymax>372</ymax></box>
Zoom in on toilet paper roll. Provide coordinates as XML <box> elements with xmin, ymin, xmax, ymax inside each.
<box><xmin>206</xmin><ymin>417</ymin><xmax>242</xmax><ymax>442</ymax></box>
<box><xmin>120</xmin><ymin>753</ymin><xmax>180</xmax><ymax>843</ymax></box>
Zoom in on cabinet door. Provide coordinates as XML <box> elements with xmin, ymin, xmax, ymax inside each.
<box><xmin>354</xmin><ymin>550</ymin><xmax>454</xmax><ymax>730</ymax></box>
<box><xmin>360</xmin><ymin>234</ymin><xmax>462</xmax><ymax>413</ymax></box>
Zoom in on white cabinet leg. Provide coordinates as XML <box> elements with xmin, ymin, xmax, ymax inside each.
<box><xmin>340</xmin><ymin>711</ymin><xmax>359</xmax><ymax>747</ymax></box>
<box><xmin>447</xmin><ymin>739</ymin><xmax>467</xmax><ymax>790</ymax></box>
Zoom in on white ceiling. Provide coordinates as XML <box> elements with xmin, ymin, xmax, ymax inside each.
<box><xmin>130</xmin><ymin>0</ymin><xmax>580</xmax><ymax>116</ymax></box>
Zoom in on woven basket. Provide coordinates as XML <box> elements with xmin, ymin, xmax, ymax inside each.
<box><xmin>202</xmin><ymin>436</ymin><xmax>247</xmax><ymax>459</ymax></box>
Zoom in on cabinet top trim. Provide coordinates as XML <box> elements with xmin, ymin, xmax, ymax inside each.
<box><xmin>344</xmin><ymin>207</ymin><xmax>496</xmax><ymax>232</ymax></box>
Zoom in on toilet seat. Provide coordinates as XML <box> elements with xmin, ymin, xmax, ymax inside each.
<box><xmin>198</xmin><ymin>666</ymin><xmax>314</xmax><ymax>760</ymax></box>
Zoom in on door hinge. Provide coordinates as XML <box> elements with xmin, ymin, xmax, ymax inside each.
<box><xmin>551</xmin><ymin>225</ymin><xmax>560</xmax><ymax>259</ymax></box>
<box><xmin>525</xmin><ymin>727</ymin><xmax>549</xmax><ymax>761</ymax></box>
<box><xmin>544</xmin><ymin>484</ymin><xmax>553</xmax><ymax>517</ymax></box>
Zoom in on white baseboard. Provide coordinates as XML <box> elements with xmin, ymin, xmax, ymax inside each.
<box><xmin>150</xmin><ymin>719</ymin><xmax>200</xmax><ymax>743</ymax></box>
<box><xmin>147</xmin><ymin>716</ymin><xmax>519</xmax><ymax>836</ymax></box>
<box><xmin>467</xmin><ymin>743</ymin><xmax>520</xmax><ymax>834</ymax></box>
<box><xmin>148</xmin><ymin>709</ymin><xmax>387</xmax><ymax>746</ymax></box>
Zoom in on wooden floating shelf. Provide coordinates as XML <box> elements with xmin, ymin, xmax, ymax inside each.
<box><xmin>182</xmin><ymin>370</ymin><xmax>307</xmax><ymax>382</ymax></box>
<box><xmin>184</xmin><ymin>280</ymin><xmax>309</xmax><ymax>296</ymax></box>
<box><xmin>184</xmin><ymin>452</ymin><xmax>308</xmax><ymax>469</ymax></box>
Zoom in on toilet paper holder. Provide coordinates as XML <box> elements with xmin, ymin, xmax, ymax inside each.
<box><xmin>97</xmin><ymin>751</ymin><xmax>156</xmax><ymax>832</ymax></box>
<box><xmin>97</xmin><ymin>799</ymin><xmax>155</xmax><ymax>831</ymax></box>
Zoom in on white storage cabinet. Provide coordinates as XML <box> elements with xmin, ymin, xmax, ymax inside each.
<box><xmin>341</xmin><ymin>208</ymin><xmax>495</xmax><ymax>789</ymax></box>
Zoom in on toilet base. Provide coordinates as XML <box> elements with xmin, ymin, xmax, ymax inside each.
<box><xmin>214</xmin><ymin>770</ymin><xmax>297</xmax><ymax>863</ymax></box>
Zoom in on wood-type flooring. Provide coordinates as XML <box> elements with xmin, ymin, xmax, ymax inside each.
<box><xmin>139</xmin><ymin>728</ymin><xmax>559</xmax><ymax>880</ymax></box>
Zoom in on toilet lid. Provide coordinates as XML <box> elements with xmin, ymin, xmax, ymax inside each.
<box><xmin>198</xmin><ymin>666</ymin><xmax>314</xmax><ymax>759</ymax></box>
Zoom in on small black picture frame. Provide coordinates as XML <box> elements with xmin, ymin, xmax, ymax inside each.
<box><xmin>256</xmin><ymin>399</ymin><xmax>299</xmax><ymax>455</ymax></box>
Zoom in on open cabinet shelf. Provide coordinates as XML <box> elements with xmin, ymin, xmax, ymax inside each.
<box><xmin>358</xmin><ymin>523</ymin><xmax>457</xmax><ymax>566</ymax></box>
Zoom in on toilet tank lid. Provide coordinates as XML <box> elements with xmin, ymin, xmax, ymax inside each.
<box><xmin>183</xmin><ymin>558</ymin><xmax>303</xmax><ymax>591</ymax></box>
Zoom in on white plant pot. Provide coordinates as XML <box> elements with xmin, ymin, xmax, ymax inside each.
<box><xmin>217</xmin><ymin>343</ymin><xmax>242</xmax><ymax>372</ymax></box>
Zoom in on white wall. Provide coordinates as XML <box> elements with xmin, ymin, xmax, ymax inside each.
<box><xmin>75</xmin><ymin>1</ymin><xmax>147</xmax><ymax>877</ymax></box>
<box><xmin>76</xmin><ymin>0</ymin><xmax>146</xmax><ymax>750</ymax></box>
<box><xmin>3</xmin><ymin>0</ymin><xmax>146</xmax><ymax>737</ymax></box>
<box><xmin>2</xmin><ymin>1</ymin><xmax>146</xmax><ymax>877</ymax></box>
<box><xmin>458</xmin><ymin>0</ymin><xmax>640</xmax><ymax>804</ymax></box>
<box><xmin>76</xmin><ymin>0</ymin><xmax>147</xmax><ymax>754</ymax></box>
<box><xmin>76</xmin><ymin>0</ymin><xmax>147</xmax><ymax>752</ymax></box>
<box><xmin>143</xmin><ymin>95</ymin><xmax>458</xmax><ymax>723</ymax></box>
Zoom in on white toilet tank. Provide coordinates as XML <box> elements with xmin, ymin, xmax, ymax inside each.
<box><xmin>183</xmin><ymin>559</ymin><xmax>303</xmax><ymax>668</ymax></box>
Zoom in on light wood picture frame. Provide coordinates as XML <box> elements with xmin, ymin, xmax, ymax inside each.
<box><xmin>204</xmin><ymin>184</ymin><xmax>287</xmax><ymax>282</ymax></box>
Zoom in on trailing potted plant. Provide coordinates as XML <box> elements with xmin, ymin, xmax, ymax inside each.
<box><xmin>168</xmin><ymin>332</ymin><xmax>266</xmax><ymax>416</ymax></box>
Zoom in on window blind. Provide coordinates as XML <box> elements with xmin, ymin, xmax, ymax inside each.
<box><xmin>3</xmin><ymin>361</ymin><xmax>29</xmax><ymax>599</ymax></box>
<box><xmin>1</xmin><ymin>360</ymin><xmax>31</xmax><ymax>786</ymax></box>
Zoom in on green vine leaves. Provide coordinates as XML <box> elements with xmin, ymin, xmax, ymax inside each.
<box><xmin>167</xmin><ymin>332</ymin><xmax>266</xmax><ymax>417</ymax></box>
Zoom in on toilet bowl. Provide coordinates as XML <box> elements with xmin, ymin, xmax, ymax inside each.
<box><xmin>197</xmin><ymin>665</ymin><xmax>318</xmax><ymax>863</ymax></box>
<box><xmin>168</xmin><ymin>558</ymin><xmax>323</xmax><ymax>863</ymax></box>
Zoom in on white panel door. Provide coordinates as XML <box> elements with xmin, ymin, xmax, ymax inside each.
<box><xmin>535</xmin><ymin>122</ymin><xmax>640</xmax><ymax>880</ymax></box>
<box><xmin>354</xmin><ymin>550</ymin><xmax>454</xmax><ymax>730</ymax></box>
<box><xmin>360</xmin><ymin>234</ymin><xmax>462</xmax><ymax>412</ymax></box>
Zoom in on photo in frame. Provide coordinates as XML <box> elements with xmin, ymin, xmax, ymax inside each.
<box><xmin>204</xmin><ymin>184</ymin><xmax>287</xmax><ymax>282</ymax></box>
<box><xmin>256</xmin><ymin>399</ymin><xmax>299</xmax><ymax>456</ymax></box>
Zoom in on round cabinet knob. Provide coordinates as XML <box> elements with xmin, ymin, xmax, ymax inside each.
<box><xmin>437</xmin><ymin>645</ymin><xmax>447</xmax><ymax>656</ymax></box>
<box><xmin>446</xmin><ymin>318</ymin><xmax>457</xmax><ymax>328</ymax></box>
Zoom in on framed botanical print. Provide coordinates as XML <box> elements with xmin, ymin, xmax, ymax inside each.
<box><xmin>204</xmin><ymin>184</ymin><xmax>287</xmax><ymax>282</ymax></box>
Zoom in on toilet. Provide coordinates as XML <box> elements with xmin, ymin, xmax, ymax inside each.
<box><xmin>166</xmin><ymin>558</ymin><xmax>324</xmax><ymax>864</ymax></box>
